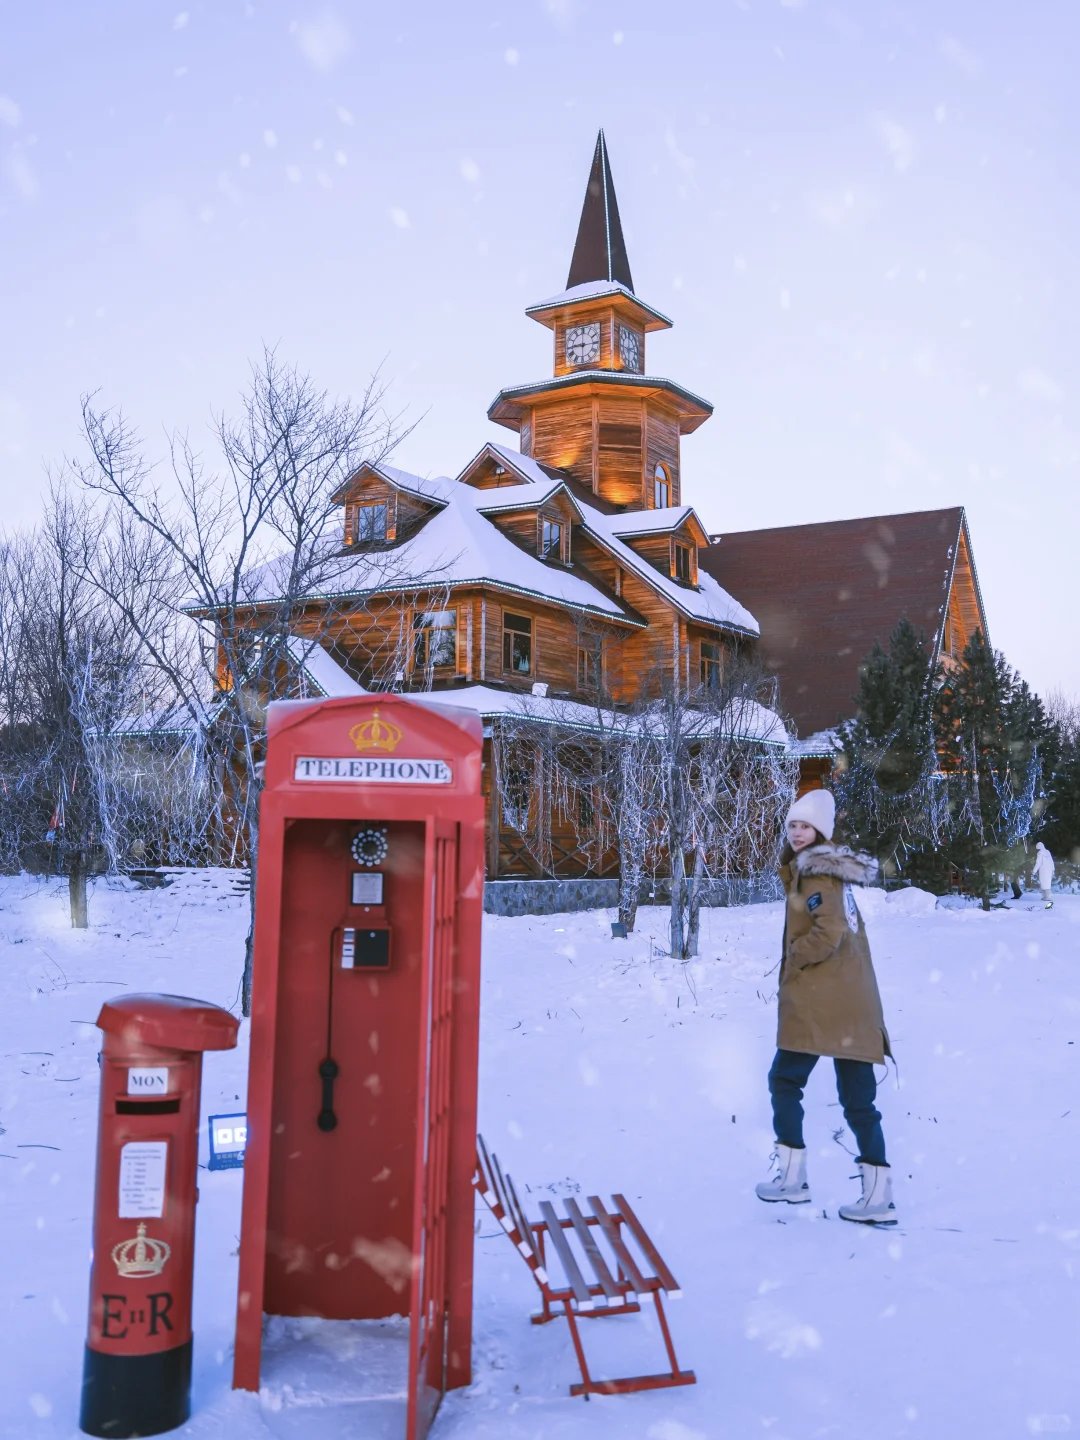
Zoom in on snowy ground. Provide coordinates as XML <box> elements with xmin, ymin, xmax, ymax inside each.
<box><xmin>0</xmin><ymin>870</ymin><xmax>1078</xmax><ymax>1439</ymax></box>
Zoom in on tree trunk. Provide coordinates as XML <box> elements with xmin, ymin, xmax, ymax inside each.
<box><xmin>685</xmin><ymin>846</ymin><xmax>706</xmax><ymax>958</ymax></box>
<box><xmin>618</xmin><ymin>874</ymin><xmax>639</xmax><ymax>933</ymax></box>
<box><xmin>241</xmin><ymin>821</ymin><xmax>259</xmax><ymax>1017</ymax></box>
<box><xmin>69</xmin><ymin>852</ymin><xmax>88</xmax><ymax>929</ymax></box>
<box><xmin>242</xmin><ymin>914</ymin><xmax>255</xmax><ymax>1017</ymax></box>
<box><xmin>669</xmin><ymin>842</ymin><xmax>686</xmax><ymax>959</ymax></box>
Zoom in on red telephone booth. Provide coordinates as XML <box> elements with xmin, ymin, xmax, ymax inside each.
<box><xmin>233</xmin><ymin>695</ymin><xmax>484</xmax><ymax>1440</ymax></box>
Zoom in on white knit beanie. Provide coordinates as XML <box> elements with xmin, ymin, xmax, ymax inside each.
<box><xmin>785</xmin><ymin>788</ymin><xmax>836</xmax><ymax>842</ymax></box>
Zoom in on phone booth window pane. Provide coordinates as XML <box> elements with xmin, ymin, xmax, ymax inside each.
<box><xmin>502</xmin><ymin>613</ymin><xmax>532</xmax><ymax>675</ymax></box>
<box><xmin>414</xmin><ymin>610</ymin><xmax>457</xmax><ymax>670</ymax></box>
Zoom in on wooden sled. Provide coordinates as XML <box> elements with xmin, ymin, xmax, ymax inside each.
<box><xmin>475</xmin><ymin>1135</ymin><xmax>696</xmax><ymax>1399</ymax></box>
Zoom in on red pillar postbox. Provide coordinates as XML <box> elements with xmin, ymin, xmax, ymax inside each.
<box><xmin>80</xmin><ymin>994</ymin><xmax>239</xmax><ymax>1438</ymax></box>
<box><xmin>233</xmin><ymin>695</ymin><xmax>484</xmax><ymax>1440</ymax></box>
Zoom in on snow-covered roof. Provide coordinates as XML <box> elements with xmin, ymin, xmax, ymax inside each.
<box><xmin>606</xmin><ymin>506</ymin><xmax>699</xmax><ymax>538</ymax></box>
<box><xmin>525</xmin><ymin>280</ymin><xmax>673</xmax><ymax>329</ymax></box>
<box><xmin>333</xmin><ymin>461</ymin><xmax>452</xmax><ymax>508</ymax></box>
<box><xmin>580</xmin><ymin>508</ymin><xmax>759</xmax><ymax>635</ymax></box>
<box><xmin>409</xmin><ymin>684</ymin><xmax>788</xmax><ymax>746</ymax></box>
<box><xmin>409</xmin><ymin>685</ymin><xmax>615</xmax><ymax>734</ymax></box>
<box><xmin>472</xmin><ymin>481</ymin><xmax>583</xmax><ymax>520</ymax></box>
<box><xmin>286</xmin><ymin>637</ymin><xmax>366</xmax><ymax>698</ymax></box>
<box><xmin>244</xmin><ymin>467</ymin><xmax>638</xmax><ymax>625</ymax></box>
<box><xmin>456</xmin><ymin>442</ymin><xmax>563</xmax><ymax>490</ymax></box>
<box><xmin>240</xmin><ymin>453</ymin><xmax>757</xmax><ymax>638</ymax></box>
<box><xmin>792</xmin><ymin>728</ymin><xmax>841</xmax><ymax>758</ymax></box>
<box><xmin>490</xmin><ymin>370</ymin><xmax>712</xmax><ymax>416</ymax></box>
<box><xmin>368</xmin><ymin>463</ymin><xmax>452</xmax><ymax>506</ymax></box>
<box><xmin>106</xmin><ymin>700</ymin><xmax>210</xmax><ymax>738</ymax></box>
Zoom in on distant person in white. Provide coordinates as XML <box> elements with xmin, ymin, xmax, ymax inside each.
<box><xmin>1032</xmin><ymin>841</ymin><xmax>1056</xmax><ymax>909</ymax></box>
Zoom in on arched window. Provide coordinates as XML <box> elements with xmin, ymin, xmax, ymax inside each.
<box><xmin>653</xmin><ymin>464</ymin><xmax>670</xmax><ymax>509</ymax></box>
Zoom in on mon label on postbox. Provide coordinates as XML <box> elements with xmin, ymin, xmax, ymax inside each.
<box><xmin>294</xmin><ymin>756</ymin><xmax>453</xmax><ymax>784</ymax></box>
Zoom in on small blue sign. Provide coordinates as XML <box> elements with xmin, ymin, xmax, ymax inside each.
<box><xmin>208</xmin><ymin>1112</ymin><xmax>248</xmax><ymax>1171</ymax></box>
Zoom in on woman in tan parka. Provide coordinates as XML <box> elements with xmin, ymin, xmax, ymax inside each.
<box><xmin>755</xmin><ymin>788</ymin><xmax>898</xmax><ymax>1225</ymax></box>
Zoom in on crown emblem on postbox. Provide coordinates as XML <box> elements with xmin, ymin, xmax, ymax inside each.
<box><xmin>111</xmin><ymin>1222</ymin><xmax>171</xmax><ymax>1278</ymax></box>
<box><xmin>349</xmin><ymin>710</ymin><xmax>402</xmax><ymax>754</ymax></box>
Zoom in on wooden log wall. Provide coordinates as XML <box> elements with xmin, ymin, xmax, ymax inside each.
<box><xmin>644</xmin><ymin>405</ymin><xmax>681</xmax><ymax>506</ymax></box>
<box><xmin>531</xmin><ymin>399</ymin><xmax>594</xmax><ymax>483</ymax></box>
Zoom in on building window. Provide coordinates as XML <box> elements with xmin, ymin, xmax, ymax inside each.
<box><xmin>541</xmin><ymin>518</ymin><xmax>564</xmax><ymax>560</ymax></box>
<box><xmin>674</xmin><ymin>543</ymin><xmax>692</xmax><ymax>583</ymax></box>
<box><xmin>502</xmin><ymin>612</ymin><xmax>532</xmax><ymax>675</ymax></box>
<box><xmin>653</xmin><ymin>464</ymin><xmax>670</xmax><ymax>509</ymax></box>
<box><xmin>701</xmin><ymin>641</ymin><xmax>722</xmax><ymax>689</ymax></box>
<box><xmin>413</xmin><ymin>610</ymin><xmax>457</xmax><ymax>671</ymax></box>
<box><xmin>577</xmin><ymin>787</ymin><xmax>595</xmax><ymax>831</ymax></box>
<box><xmin>502</xmin><ymin>766</ymin><xmax>531</xmax><ymax>829</ymax></box>
<box><xmin>577</xmin><ymin>642</ymin><xmax>601</xmax><ymax>690</ymax></box>
<box><xmin>354</xmin><ymin>501</ymin><xmax>388</xmax><ymax>543</ymax></box>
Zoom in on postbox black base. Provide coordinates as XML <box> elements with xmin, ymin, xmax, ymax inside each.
<box><xmin>80</xmin><ymin>1339</ymin><xmax>192</xmax><ymax>1437</ymax></box>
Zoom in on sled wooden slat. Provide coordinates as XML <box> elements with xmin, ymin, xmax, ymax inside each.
<box><xmin>587</xmin><ymin>1195</ymin><xmax>650</xmax><ymax>1296</ymax></box>
<box><xmin>474</xmin><ymin>1135</ymin><xmax>695</xmax><ymax>1401</ymax></box>
<box><xmin>504</xmin><ymin>1169</ymin><xmax>542</xmax><ymax>1268</ymax></box>
<box><xmin>564</xmin><ymin>1196</ymin><xmax>620</xmax><ymax>1301</ymax></box>
<box><xmin>538</xmin><ymin>1200</ymin><xmax>595</xmax><ymax>1309</ymax></box>
<box><xmin>612</xmin><ymin>1192</ymin><xmax>682</xmax><ymax>1298</ymax></box>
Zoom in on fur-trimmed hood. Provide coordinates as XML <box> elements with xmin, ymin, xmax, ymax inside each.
<box><xmin>790</xmin><ymin>843</ymin><xmax>878</xmax><ymax>887</ymax></box>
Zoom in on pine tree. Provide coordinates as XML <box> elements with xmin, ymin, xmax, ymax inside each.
<box><xmin>1042</xmin><ymin>712</ymin><xmax>1080</xmax><ymax>870</ymax></box>
<box><xmin>935</xmin><ymin>631</ymin><xmax>1045</xmax><ymax>907</ymax></box>
<box><xmin>836</xmin><ymin>617</ymin><xmax>942</xmax><ymax>879</ymax></box>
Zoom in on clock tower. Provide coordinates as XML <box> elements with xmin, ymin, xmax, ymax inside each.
<box><xmin>487</xmin><ymin>131</ymin><xmax>712</xmax><ymax>511</ymax></box>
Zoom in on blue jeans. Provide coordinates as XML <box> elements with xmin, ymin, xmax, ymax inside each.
<box><xmin>768</xmin><ymin>1049</ymin><xmax>888</xmax><ymax>1167</ymax></box>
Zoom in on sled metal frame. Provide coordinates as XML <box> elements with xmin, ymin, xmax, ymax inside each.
<box><xmin>475</xmin><ymin>1136</ymin><xmax>696</xmax><ymax>1399</ymax></box>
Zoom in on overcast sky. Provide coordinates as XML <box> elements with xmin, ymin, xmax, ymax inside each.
<box><xmin>2</xmin><ymin>1</ymin><xmax>1076</xmax><ymax>700</ymax></box>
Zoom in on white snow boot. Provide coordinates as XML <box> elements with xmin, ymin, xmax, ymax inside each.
<box><xmin>755</xmin><ymin>1144</ymin><xmax>812</xmax><ymax>1205</ymax></box>
<box><xmin>838</xmin><ymin>1162</ymin><xmax>898</xmax><ymax>1226</ymax></box>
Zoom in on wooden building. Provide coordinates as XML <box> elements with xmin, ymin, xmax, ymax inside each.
<box><xmin>249</xmin><ymin>132</ymin><xmax>781</xmax><ymax>877</ymax></box>
<box><xmin>699</xmin><ymin>506</ymin><xmax>989</xmax><ymax>786</ymax></box>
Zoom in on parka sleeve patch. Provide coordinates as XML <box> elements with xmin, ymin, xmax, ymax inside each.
<box><xmin>806</xmin><ymin>892</ymin><xmax>823</xmax><ymax>913</ymax></box>
<box><xmin>843</xmin><ymin>883</ymin><xmax>860</xmax><ymax>933</ymax></box>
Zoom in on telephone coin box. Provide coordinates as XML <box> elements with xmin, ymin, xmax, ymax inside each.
<box><xmin>339</xmin><ymin>924</ymin><xmax>390</xmax><ymax>969</ymax></box>
<box><xmin>233</xmin><ymin>696</ymin><xmax>484</xmax><ymax>1440</ymax></box>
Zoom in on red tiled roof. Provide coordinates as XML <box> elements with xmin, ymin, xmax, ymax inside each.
<box><xmin>700</xmin><ymin>507</ymin><xmax>985</xmax><ymax>737</ymax></box>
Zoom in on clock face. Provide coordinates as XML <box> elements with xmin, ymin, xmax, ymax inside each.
<box><xmin>564</xmin><ymin>322</ymin><xmax>601</xmax><ymax>366</ymax></box>
<box><xmin>619</xmin><ymin>325</ymin><xmax>642</xmax><ymax>373</ymax></box>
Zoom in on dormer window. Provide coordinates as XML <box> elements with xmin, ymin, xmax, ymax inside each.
<box><xmin>674</xmin><ymin>543</ymin><xmax>692</xmax><ymax>583</ymax></box>
<box><xmin>355</xmin><ymin>501</ymin><xmax>388</xmax><ymax>543</ymax></box>
<box><xmin>541</xmin><ymin>518</ymin><xmax>564</xmax><ymax>561</ymax></box>
<box><xmin>653</xmin><ymin>465</ymin><xmax>670</xmax><ymax>509</ymax></box>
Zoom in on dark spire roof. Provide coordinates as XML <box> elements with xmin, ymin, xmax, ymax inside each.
<box><xmin>566</xmin><ymin>130</ymin><xmax>634</xmax><ymax>293</ymax></box>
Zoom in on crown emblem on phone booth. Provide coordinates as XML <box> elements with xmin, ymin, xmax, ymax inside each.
<box><xmin>349</xmin><ymin>711</ymin><xmax>402</xmax><ymax>753</ymax></box>
<box><xmin>111</xmin><ymin>1222</ymin><xmax>171</xmax><ymax>1278</ymax></box>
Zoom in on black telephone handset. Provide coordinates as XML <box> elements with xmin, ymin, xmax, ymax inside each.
<box><xmin>317</xmin><ymin>871</ymin><xmax>392</xmax><ymax>1133</ymax></box>
<box><xmin>317</xmin><ymin>1058</ymin><xmax>339</xmax><ymax>1132</ymax></box>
